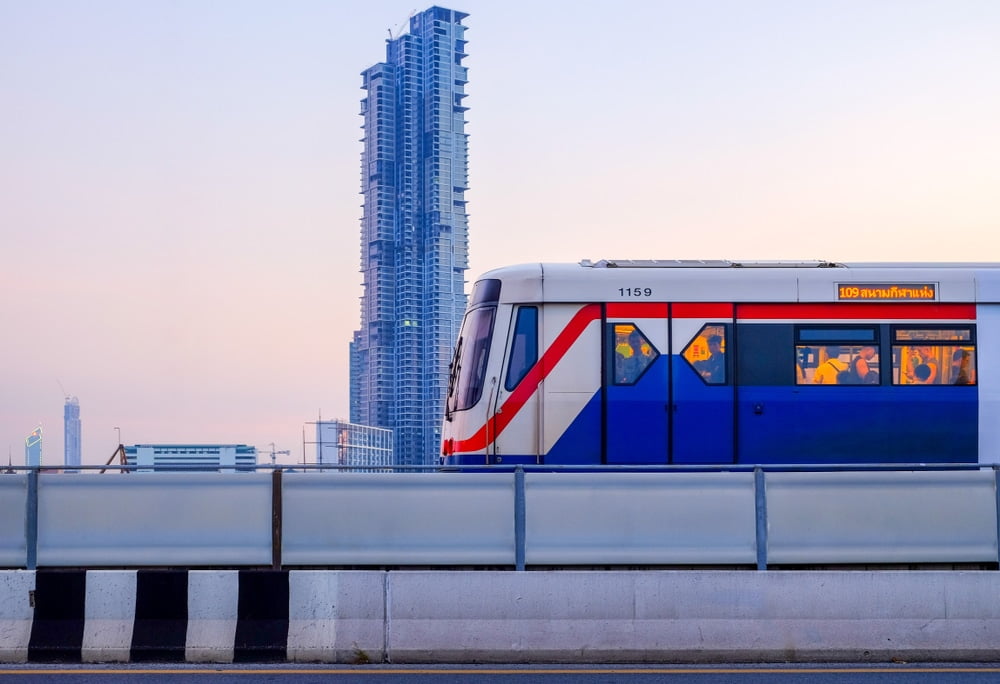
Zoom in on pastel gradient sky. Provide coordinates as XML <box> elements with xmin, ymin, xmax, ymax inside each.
<box><xmin>2</xmin><ymin>1</ymin><xmax>998</xmax><ymax>465</ymax></box>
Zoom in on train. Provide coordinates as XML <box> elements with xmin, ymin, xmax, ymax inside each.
<box><xmin>441</xmin><ymin>259</ymin><xmax>1000</xmax><ymax>467</ymax></box>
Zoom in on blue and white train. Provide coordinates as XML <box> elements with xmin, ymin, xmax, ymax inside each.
<box><xmin>441</xmin><ymin>259</ymin><xmax>1000</xmax><ymax>467</ymax></box>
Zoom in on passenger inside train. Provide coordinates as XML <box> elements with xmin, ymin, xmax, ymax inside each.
<box><xmin>694</xmin><ymin>334</ymin><xmax>726</xmax><ymax>383</ymax></box>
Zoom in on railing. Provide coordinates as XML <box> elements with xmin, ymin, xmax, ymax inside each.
<box><xmin>1</xmin><ymin>464</ymin><xmax>998</xmax><ymax>570</ymax></box>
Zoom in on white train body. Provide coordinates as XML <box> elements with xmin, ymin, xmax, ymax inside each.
<box><xmin>442</xmin><ymin>260</ymin><xmax>1000</xmax><ymax>467</ymax></box>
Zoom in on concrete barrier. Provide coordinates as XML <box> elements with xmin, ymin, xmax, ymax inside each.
<box><xmin>2</xmin><ymin>570</ymin><xmax>385</xmax><ymax>664</ymax></box>
<box><xmin>2</xmin><ymin>569</ymin><xmax>1000</xmax><ymax>663</ymax></box>
<box><xmin>0</xmin><ymin>571</ymin><xmax>33</xmax><ymax>663</ymax></box>
<box><xmin>386</xmin><ymin>571</ymin><xmax>1000</xmax><ymax>662</ymax></box>
<box><xmin>286</xmin><ymin>570</ymin><xmax>385</xmax><ymax>663</ymax></box>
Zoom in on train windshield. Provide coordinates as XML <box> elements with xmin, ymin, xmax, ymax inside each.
<box><xmin>446</xmin><ymin>305</ymin><xmax>496</xmax><ymax>416</ymax></box>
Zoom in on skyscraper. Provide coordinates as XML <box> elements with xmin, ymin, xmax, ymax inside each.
<box><xmin>351</xmin><ymin>7</ymin><xmax>470</xmax><ymax>466</ymax></box>
<box><xmin>64</xmin><ymin>396</ymin><xmax>81</xmax><ymax>471</ymax></box>
<box><xmin>25</xmin><ymin>426</ymin><xmax>42</xmax><ymax>468</ymax></box>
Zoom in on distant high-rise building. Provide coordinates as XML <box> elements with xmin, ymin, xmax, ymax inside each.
<box><xmin>350</xmin><ymin>6</ymin><xmax>470</xmax><ymax>467</ymax></box>
<box><xmin>64</xmin><ymin>396</ymin><xmax>81</xmax><ymax>471</ymax></box>
<box><xmin>25</xmin><ymin>426</ymin><xmax>42</xmax><ymax>468</ymax></box>
<box><xmin>349</xmin><ymin>335</ymin><xmax>362</xmax><ymax>422</ymax></box>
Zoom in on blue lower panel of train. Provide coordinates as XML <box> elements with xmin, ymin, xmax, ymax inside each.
<box><xmin>734</xmin><ymin>385</ymin><xmax>977</xmax><ymax>464</ymax></box>
<box><xmin>447</xmin><ymin>383</ymin><xmax>977</xmax><ymax>466</ymax></box>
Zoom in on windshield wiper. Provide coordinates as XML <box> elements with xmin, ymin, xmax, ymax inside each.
<box><xmin>444</xmin><ymin>338</ymin><xmax>463</xmax><ymax>422</ymax></box>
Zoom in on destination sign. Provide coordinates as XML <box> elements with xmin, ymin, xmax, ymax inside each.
<box><xmin>837</xmin><ymin>283</ymin><xmax>937</xmax><ymax>301</ymax></box>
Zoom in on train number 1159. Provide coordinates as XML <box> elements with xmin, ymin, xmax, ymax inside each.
<box><xmin>619</xmin><ymin>287</ymin><xmax>653</xmax><ymax>297</ymax></box>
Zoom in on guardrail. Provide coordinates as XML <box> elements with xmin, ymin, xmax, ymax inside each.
<box><xmin>1</xmin><ymin>464</ymin><xmax>998</xmax><ymax>570</ymax></box>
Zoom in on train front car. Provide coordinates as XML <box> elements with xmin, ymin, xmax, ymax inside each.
<box><xmin>442</xmin><ymin>260</ymin><xmax>1000</xmax><ymax>468</ymax></box>
<box><xmin>442</xmin><ymin>265</ymin><xmax>542</xmax><ymax>466</ymax></box>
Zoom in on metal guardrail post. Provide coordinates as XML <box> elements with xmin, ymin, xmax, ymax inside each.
<box><xmin>515</xmin><ymin>466</ymin><xmax>526</xmax><ymax>571</ymax></box>
<box><xmin>995</xmin><ymin>466</ymin><xmax>1000</xmax><ymax>569</ymax></box>
<box><xmin>272</xmin><ymin>469</ymin><xmax>283</xmax><ymax>570</ymax></box>
<box><xmin>26</xmin><ymin>470</ymin><xmax>38</xmax><ymax>570</ymax></box>
<box><xmin>754</xmin><ymin>467</ymin><xmax>767</xmax><ymax>571</ymax></box>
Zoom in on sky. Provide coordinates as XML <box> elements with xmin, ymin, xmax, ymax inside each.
<box><xmin>2</xmin><ymin>0</ymin><xmax>999</xmax><ymax>466</ymax></box>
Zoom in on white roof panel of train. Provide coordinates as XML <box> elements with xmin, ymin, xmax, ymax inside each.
<box><xmin>476</xmin><ymin>260</ymin><xmax>1000</xmax><ymax>304</ymax></box>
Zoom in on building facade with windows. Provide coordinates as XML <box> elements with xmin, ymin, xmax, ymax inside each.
<box><xmin>123</xmin><ymin>445</ymin><xmax>257</xmax><ymax>472</ymax></box>
<box><xmin>25</xmin><ymin>426</ymin><xmax>42</xmax><ymax>468</ymax></box>
<box><xmin>350</xmin><ymin>6</ymin><xmax>470</xmax><ymax>466</ymax></box>
<box><xmin>64</xmin><ymin>397</ymin><xmax>81</xmax><ymax>471</ymax></box>
<box><xmin>315</xmin><ymin>420</ymin><xmax>393</xmax><ymax>470</ymax></box>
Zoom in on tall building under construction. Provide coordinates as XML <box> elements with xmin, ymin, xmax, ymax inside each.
<box><xmin>350</xmin><ymin>7</ymin><xmax>470</xmax><ymax>466</ymax></box>
<box><xmin>64</xmin><ymin>396</ymin><xmax>81</xmax><ymax>471</ymax></box>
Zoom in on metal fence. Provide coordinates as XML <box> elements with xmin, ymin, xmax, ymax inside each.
<box><xmin>1</xmin><ymin>464</ymin><xmax>998</xmax><ymax>570</ymax></box>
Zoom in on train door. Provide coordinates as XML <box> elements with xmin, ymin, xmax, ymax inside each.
<box><xmin>539</xmin><ymin>304</ymin><xmax>604</xmax><ymax>465</ymax></box>
<box><xmin>488</xmin><ymin>305</ymin><xmax>541</xmax><ymax>465</ymax></box>
<box><xmin>670</xmin><ymin>305</ymin><xmax>735</xmax><ymax>464</ymax></box>
<box><xmin>604</xmin><ymin>303</ymin><xmax>670</xmax><ymax>464</ymax></box>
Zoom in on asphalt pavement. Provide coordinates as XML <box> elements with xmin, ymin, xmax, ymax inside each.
<box><xmin>2</xmin><ymin>664</ymin><xmax>1000</xmax><ymax>683</ymax></box>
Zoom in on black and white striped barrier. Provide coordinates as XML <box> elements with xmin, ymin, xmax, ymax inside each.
<box><xmin>1</xmin><ymin>570</ymin><xmax>383</xmax><ymax>663</ymax></box>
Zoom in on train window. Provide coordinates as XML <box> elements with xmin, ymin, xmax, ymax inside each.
<box><xmin>891</xmin><ymin>327</ymin><xmax>976</xmax><ymax>385</ymax></box>
<box><xmin>449</xmin><ymin>306</ymin><xmax>496</xmax><ymax>412</ymax></box>
<box><xmin>736</xmin><ymin>323</ymin><xmax>795</xmax><ymax>386</ymax></box>
<box><xmin>894</xmin><ymin>327</ymin><xmax>973</xmax><ymax>342</ymax></box>
<box><xmin>798</xmin><ymin>328</ymin><xmax>877</xmax><ymax>343</ymax></box>
<box><xmin>504</xmin><ymin>306</ymin><xmax>538</xmax><ymax>391</ymax></box>
<box><xmin>609</xmin><ymin>323</ymin><xmax>658</xmax><ymax>385</ymax></box>
<box><xmin>681</xmin><ymin>324</ymin><xmax>728</xmax><ymax>384</ymax></box>
<box><xmin>469</xmin><ymin>278</ymin><xmax>501</xmax><ymax>306</ymax></box>
<box><xmin>794</xmin><ymin>326</ymin><xmax>880</xmax><ymax>385</ymax></box>
<box><xmin>950</xmin><ymin>347</ymin><xmax>977</xmax><ymax>385</ymax></box>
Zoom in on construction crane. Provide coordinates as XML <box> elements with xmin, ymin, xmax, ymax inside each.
<box><xmin>260</xmin><ymin>443</ymin><xmax>290</xmax><ymax>467</ymax></box>
<box><xmin>387</xmin><ymin>9</ymin><xmax>416</xmax><ymax>39</ymax></box>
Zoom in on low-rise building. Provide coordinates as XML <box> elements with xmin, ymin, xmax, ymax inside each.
<box><xmin>315</xmin><ymin>421</ymin><xmax>392</xmax><ymax>470</ymax></box>
<box><xmin>124</xmin><ymin>444</ymin><xmax>257</xmax><ymax>472</ymax></box>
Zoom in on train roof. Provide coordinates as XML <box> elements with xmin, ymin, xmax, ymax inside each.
<box><xmin>475</xmin><ymin>260</ymin><xmax>1000</xmax><ymax>304</ymax></box>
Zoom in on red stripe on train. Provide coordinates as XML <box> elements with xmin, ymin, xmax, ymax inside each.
<box><xmin>737</xmin><ymin>303</ymin><xmax>976</xmax><ymax>319</ymax></box>
<box><xmin>606</xmin><ymin>302</ymin><xmax>668</xmax><ymax>318</ymax></box>
<box><xmin>449</xmin><ymin>303</ymin><xmax>601</xmax><ymax>454</ymax></box>
<box><xmin>606</xmin><ymin>303</ymin><xmax>735</xmax><ymax>318</ymax></box>
<box><xmin>673</xmin><ymin>303</ymin><xmax>734</xmax><ymax>318</ymax></box>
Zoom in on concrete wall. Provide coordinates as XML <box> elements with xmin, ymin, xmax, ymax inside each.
<box><xmin>3</xmin><ymin>569</ymin><xmax>1000</xmax><ymax>663</ymax></box>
